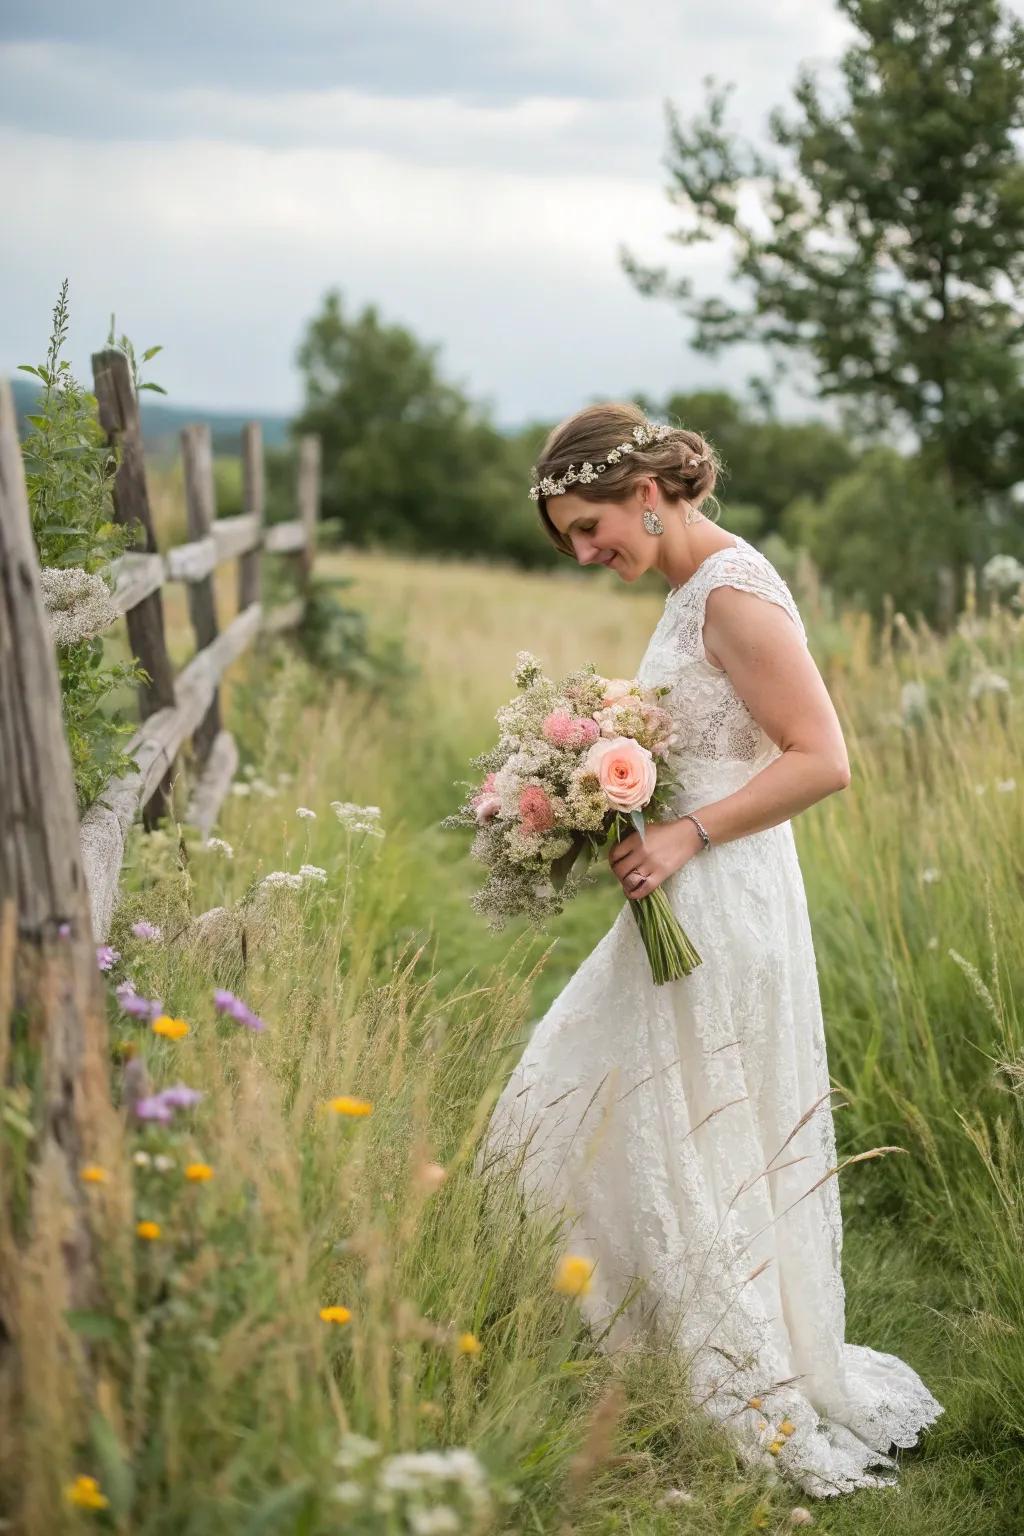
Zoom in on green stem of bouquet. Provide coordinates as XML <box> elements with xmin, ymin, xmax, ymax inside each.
<box><xmin>630</xmin><ymin>885</ymin><xmax>702</xmax><ymax>983</ymax></box>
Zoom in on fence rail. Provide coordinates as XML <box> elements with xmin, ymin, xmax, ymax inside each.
<box><xmin>1</xmin><ymin>350</ymin><xmax>322</xmax><ymax>940</ymax></box>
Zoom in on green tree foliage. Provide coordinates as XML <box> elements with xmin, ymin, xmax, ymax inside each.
<box><xmin>291</xmin><ymin>290</ymin><xmax>558</xmax><ymax>568</ymax></box>
<box><xmin>623</xmin><ymin>0</ymin><xmax>1024</xmax><ymax>611</ymax></box>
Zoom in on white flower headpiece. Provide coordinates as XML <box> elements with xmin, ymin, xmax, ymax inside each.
<box><xmin>529</xmin><ymin>421</ymin><xmax>710</xmax><ymax>501</ymax></box>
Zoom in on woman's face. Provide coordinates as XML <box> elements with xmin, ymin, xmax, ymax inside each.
<box><xmin>546</xmin><ymin>486</ymin><xmax>650</xmax><ymax>581</ymax></box>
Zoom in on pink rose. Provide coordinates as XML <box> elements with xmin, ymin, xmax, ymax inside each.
<box><xmin>598</xmin><ymin>677</ymin><xmax>636</xmax><ymax>708</ymax></box>
<box><xmin>583</xmin><ymin>736</ymin><xmax>657</xmax><ymax>811</ymax></box>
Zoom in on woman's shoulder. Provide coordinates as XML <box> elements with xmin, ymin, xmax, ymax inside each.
<box><xmin>696</xmin><ymin>535</ymin><xmax>807</xmax><ymax>643</ymax></box>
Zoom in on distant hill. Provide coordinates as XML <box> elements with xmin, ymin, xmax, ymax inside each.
<box><xmin>8</xmin><ymin>374</ymin><xmax>294</xmax><ymax>457</ymax></box>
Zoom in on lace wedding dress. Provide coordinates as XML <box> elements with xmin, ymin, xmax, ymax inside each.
<box><xmin>478</xmin><ymin>534</ymin><xmax>944</xmax><ymax>1499</ymax></box>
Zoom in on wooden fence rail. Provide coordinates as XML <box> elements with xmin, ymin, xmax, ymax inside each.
<box><xmin>1</xmin><ymin>352</ymin><xmax>321</xmax><ymax>940</ymax></box>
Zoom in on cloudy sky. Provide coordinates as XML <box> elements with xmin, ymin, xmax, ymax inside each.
<box><xmin>2</xmin><ymin>2</ymin><xmax>862</xmax><ymax>427</ymax></box>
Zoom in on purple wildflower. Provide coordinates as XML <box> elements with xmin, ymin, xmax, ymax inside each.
<box><xmin>57</xmin><ymin>922</ymin><xmax>72</xmax><ymax>939</ymax></box>
<box><xmin>96</xmin><ymin>945</ymin><xmax>120</xmax><ymax>972</ymax></box>
<box><xmin>213</xmin><ymin>987</ymin><xmax>267</xmax><ymax>1033</ymax></box>
<box><xmin>134</xmin><ymin>1094</ymin><xmax>174</xmax><ymax>1124</ymax></box>
<box><xmin>131</xmin><ymin>920</ymin><xmax>163</xmax><ymax>941</ymax></box>
<box><xmin>157</xmin><ymin>1082</ymin><xmax>204</xmax><ymax>1110</ymax></box>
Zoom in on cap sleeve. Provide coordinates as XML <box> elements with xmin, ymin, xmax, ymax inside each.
<box><xmin>691</xmin><ymin>545</ymin><xmax>807</xmax><ymax>664</ymax></box>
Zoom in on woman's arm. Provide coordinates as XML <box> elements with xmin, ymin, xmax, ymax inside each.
<box><xmin>609</xmin><ymin>584</ymin><xmax>850</xmax><ymax>896</ymax></box>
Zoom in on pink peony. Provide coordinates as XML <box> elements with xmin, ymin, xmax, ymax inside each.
<box><xmin>542</xmin><ymin>709</ymin><xmax>600</xmax><ymax>750</ymax></box>
<box><xmin>518</xmin><ymin>784</ymin><xmax>555</xmax><ymax>833</ymax></box>
<box><xmin>584</xmin><ymin>736</ymin><xmax>657</xmax><ymax>811</ymax></box>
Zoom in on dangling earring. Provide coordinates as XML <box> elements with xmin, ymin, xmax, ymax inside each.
<box><xmin>642</xmin><ymin>504</ymin><xmax>665</xmax><ymax>536</ymax></box>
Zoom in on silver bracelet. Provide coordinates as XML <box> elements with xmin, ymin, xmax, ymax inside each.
<box><xmin>681</xmin><ymin>811</ymin><xmax>711</xmax><ymax>850</ymax></box>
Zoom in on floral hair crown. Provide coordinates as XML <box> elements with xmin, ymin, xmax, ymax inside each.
<box><xmin>529</xmin><ymin>420</ymin><xmax>710</xmax><ymax>502</ymax></box>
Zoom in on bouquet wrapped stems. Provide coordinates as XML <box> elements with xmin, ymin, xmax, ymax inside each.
<box><xmin>629</xmin><ymin>881</ymin><xmax>702</xmax><ymax>984</ymax></box>
<box><xmin>608</xmin><ymin>810</ymin><xmax>702</xmax><ymax>983</ymax></box>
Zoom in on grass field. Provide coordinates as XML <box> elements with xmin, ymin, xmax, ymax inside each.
<box><xmin>30</xmin><ymin>545</ymin><xmax>1024</xmax><ymax>1534</ymax></box>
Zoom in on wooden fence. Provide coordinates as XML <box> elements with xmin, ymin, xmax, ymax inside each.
<box><xmin>2</xmin><ymin>350</ymin><xmax>321</xmax><ymax>940</ymax></box>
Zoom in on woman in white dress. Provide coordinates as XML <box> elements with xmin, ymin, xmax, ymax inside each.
<box><xmin>479</xmin><ymin>403</ymin><xmax>944</xmax><ymax>1500</ymax></box>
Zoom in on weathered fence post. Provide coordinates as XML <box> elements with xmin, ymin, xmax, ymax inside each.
<box><xmin>239</xmin><ymin>421</ymin><xmax>264</xmax><ymax>610</ymax></box>
<box><xmin>180</xmin><ymin>424</ymin><xmax>222</xmax><ymax>766</ymax></box>
<box><xmin>91</xmin><ymin>348</ymin><xmax>176</xmax><ymax>825</ymax></box>
<box><xmin>0</xmin><ymin>377</ymin><xmax>130</xmax><ymax>1530</ymax></box>
<box><xmin>297</xmin><ymin>433</ymin><xmax>321</xmax><ymax>592</ymax></box>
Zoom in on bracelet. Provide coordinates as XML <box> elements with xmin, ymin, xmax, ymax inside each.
<box><xmin>681</xmin><ymin>811</ymin><xmax>711</xmax><ymax>851</ymax></box>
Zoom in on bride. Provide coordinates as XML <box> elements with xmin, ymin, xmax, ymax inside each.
<box><xmin>478</xmin><ymin>402</ymin><xmax>944</xmax><ymax>1499</ymax></box>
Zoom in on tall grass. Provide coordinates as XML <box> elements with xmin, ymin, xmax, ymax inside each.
<box><xmin>19</xmin><ymin>548</ymin><xmax>1023</xmax><ymax>1534</ymax></box>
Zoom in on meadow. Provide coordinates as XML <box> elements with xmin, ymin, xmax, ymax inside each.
<box><xmin>41</xmin><ymin>532</ymin><xmax>1024</xmax><ymax>1535</ymax></box>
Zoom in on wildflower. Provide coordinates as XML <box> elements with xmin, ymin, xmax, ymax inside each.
<box><xmin>136</xmin><ymin>1220</ymin><xmax>161</xmax><ymax>1240</ymax></box>
<box><xmin>296</xmin><ymin>806</ymin><xmax>317</xmax><ymax>819</ymax></box>
<box><xmin>927</xmin><ymin>935</ymin><xmax>939</xmax><ymax>950</ymax></box>
<box><xmin>41</xmin><ymin>566</ymin><xmax>118</xmax><ymax>645</ymax></box>
<box><xmin>298</xmin><ymin>863</ymin><xmax>327</xmax><ymax>883</ymax></box>
<box><xmin>330</xmin><ymin>800</ymin><xmax>385</xmax><ymax>836</ymax></box>
<box><xmin>899</xmin><ymin>680</ymin><xmax>928</xmax><ymax>726</ymax></box>
<box><xmin>968</xmin><ymin>669</ymin><xmax>1010</xmax><ymax>701</ymax></box>
<box><xmin>997</xmin><ymin>778</ymin><xmax>1016</xmax><ymax>793</ymax></box>
<box><xmin>258</xmin><ymin>870</ymin><xmax>305</xmax><ymax>890</ymax></box>
<box><xmin>153</xmin><ymin>1154</ymin><xmax>176</xmax><ymax>1173</ymax></box>
<box><xmin>981</xmin><ymin>552</ymin><xmax>1024</xmax><ymax>595</ymax></box>
<box><xmin>117</xmin><ymin>982</ymin><xmax>163</xmax><ymax>1020</ymax></box>
<box><xmin>158</xmin><ymin>1083</ymin><xmax>204</xmax><ymax>1110</ymax></box>
<box><xmin>80</xmin><ymin>1165</ymin><xmax>108</xmax><ymax>1184</ymax></box>
<box><xmin>779</xmin><ymin>1417</ymin><xmax>796</xmax><ymax>1436</ymax></box>
<box><xmin>320</xmin><ymin>1305</ymin><xmax>352</xmax><ymax>1325</ymax></box>
<box><xmin>553</xmin><ymin>1254</ymin><xmax>594</xmax><ymax>1296</ymax></box>
<box><xmin>747</xmin><ymin>1396</ymin><xmax>763</xmax><ymax>1409</ymax></box>
<box><xmin>920</xmin><ymin>867</ymin><xmax>941</xmax><ymax>884</ymax></box>
<box><xmin>456</xmin><ymin>1332</ymin><xmax>482</xmax><ymax>1355</ymax></box>
<box><xmin>133</xmin><ymin>1150</ymin><xmax>152</xmax><ymax>1167</ymax></box>
<box><xmin>409</xmin><ymin>1509</ymin><xmax>461</xmax><ymax>1534</ymax></box>
<box><xmin>335</xmin><ymin>1431</ymin><xmax>381</xmax><ymax>1469</ymax></box>
<box><xmin>185</xmin><ymin>1162</ymin><xmax>214</xmax><ymax>1182</ymax></box>
<box><xmin>57</xmin><ymin>921</ymin><xmax>72</xmax><ymax>938</ymax></box>
<box><xmin>204</xmin><ymin>837</ymin><xmax>234</xmax><ymax>858</ymax></box>
<box><xmin>131</xmin><ymin>920</ymin><xmax>162</xmax><ymax>941</ymax></box>
<box><xmin>152</xmin><ymin>1015</ymin><xmax>190</xmax><ymax>1040</ymax></box>
<box><xmin>326</xmin><ymin>1095</ymin><xmax>374</xmax><ymax>1117</ymax></box>
<box><xmin>333</xmin><ymin>1480</ymin><xmax>363</xmax><ymax>1507</ymax></box>
<box><xmin>64</xmin><ymin>1473</ymin><xmax>109</xmax><ymax>1511</ymax></box>
<box><xmin>96</xmin><ymin>944</ymin><xmax>120</xmax><ymax>971</ymax></box>
<box><xmin>134</xmin><ymin>1095</ymin><xmax>174</xmax><ymax>1124</ymax></box>
<box><xmin>212</xmin><ymin>988</ymin><xmax>267</xmax><ymax>1032</ymax></box>
<box><xmin>768</xmin><ymin>1438</ymin><xmax>785</xmax><ymax>1455</ymax></box>
<box><xmin>230</xmin><ymin>782</ymin><xmax>251</xmax><ymax>796</ymax></box>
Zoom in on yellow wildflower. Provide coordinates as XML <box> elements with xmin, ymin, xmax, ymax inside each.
<box><xmin>185</xmin><ymin>1162</ymin><xmax>214</xmax><ymax>1182</ymax></box>
<box><xmin>779</xmin><ymin>1417</ymin><xmax>796</xmax><ymax>1436</ymax></box>
<box><xmin>80</xmin><ymin>1165</ymin><xmax>108</xmax><ymax>1184</ymax></box>
<box><xmin>152</xmin><ymin>1015</ymin><xmax>190</xmax><ymax>1040</ymax></box>
<box><xmin>553</xmin><ymin>1254</ymin><xmax>595</xmax><ymax>1297</ymax></box>
<box><xmin>456</xmin><ymin>1331</ymin><xmax>482</xmax><ymax>1355</ymax></box>
<box><xmin>768</xmin><ymin>1438</ymin><xmax>785</xmax><ymax>1455</ymax></box>
<box><xmin>746</xmin><ymin>1395</ymin><xmax>762</xmax><ymax>1409</ymax></box>
<box><xmin>325</xmin><ymin>1095</ymin><xmax>373</xmax><ymax>1117</ymax></box>
<box><xmin>320</xmin><ymin>1305</ymin><xmax>352</xmax><ymax>1325</ymax></box>
<box><xmin>136</xmin><ymin>1219</ymin><xmax>161</xmax><ymax>1241</ymax></box>
<box><xmin>65</xmin><ymin>1474</ymin><xmax>109</xmax><ymax>1510</ymax></box>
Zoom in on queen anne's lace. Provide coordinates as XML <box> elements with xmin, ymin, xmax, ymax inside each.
<box><xmin>479</xmin><ymin>536</ymin><xmax>943</xmax><ymax>1499</ymax></box>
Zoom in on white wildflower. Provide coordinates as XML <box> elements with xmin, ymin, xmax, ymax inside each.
<box><xmin>250</xmin><ymin>777</ymin><xmax>279</xmax><ymax>797</ymax></box>
<box><xmin>39</xmin><ymin>566</ymin><xmax>118</xmax><ymax>646</ymax></box>
<box><xmin>968</xmin><ymin>670</ymin><xmax>1010</xmax><ymax>701</ymax></box>
<box><xmin>153</xmin><ymin>1154</ymin><xmax>175</xmax><ymax>1173</ymax></box>
<box><xmin>335</xmin><ymin>1432</ymin><xmax>382</xmax><ymax>1471</ymax></box>
<box><xmin>927</xmin><ymin>935</ymin><xmax>939</xmax><ymax>950</ymax></box>
<box><xmin>296</xmin><ymin>806</ymin><xmax>317</xmax><ymax>819</ymax></box>
<box><xmin>981</xmin><ymin>553</ymin><xmax>1024</xmax><ymax>596</ymax></box>
<box><xmin>331</xmin><ymin>800</ymin><xmax>385</xmax><ymax>836</ymax></box>
<box><xmin>259</xmin><ymin>871</ymin><xmax>305</xmax><ymax>891</ymax></box>
<box><xmin>203</xmin><ymin>837</ymin><xmax>234</xmax><ymax>859</ymax></box>
<box><xmin>332</xmin><ymin>1481</ymin><xmax>364</xmax><ymax>1507</ymax></box>
<box><xmin>409</xmin><ymin>1509</ymin><xmax>461</xmax><ymax>1535</ymax></box>
<box><xmin>230</xmin><ymin>782</ymin><xmax>251</xmax><ymax>797</ymax></box>
<box><xmin>996</xmin><ymin>778</ymin><xmax>1016</xmax><ymax>793</ymax></box>
<box><xmin>133</xmin><ymin>1150</ymin><xmax>152</xmax><ymax>1168</ymax></box>
<box><xmin>975</xmin><ymin>783</ymin><xmax>987</xmax><ymax>796</ymax></box>
<box><xmin>921</xmin><ymin>867</ymin><xmax>941</xmax><ymax>884</ymax></box>
<box><xmin>298</xmin><ymin>864</ymin><xmax>327</xmax><ymax>883</ymax></box>
<box><xmin>899</xmin><ymin>680</ymin><xmax>928</xmax><ymax>726</ymax></box>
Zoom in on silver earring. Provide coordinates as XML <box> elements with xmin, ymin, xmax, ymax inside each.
<box><xmin>642</xmin><ymin>506</ymin><xmax>664</xmax><ymax>536</ymax></box>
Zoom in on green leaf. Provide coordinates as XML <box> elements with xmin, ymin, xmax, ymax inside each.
<box><xmin>140</xmin><ymin>345</ymin><xmax>163</xmax><ymax>361</ymax></box>
<box><xmin>138</xmin><ymin>382</ymin><xmax>168</xmax><ymax>395</ymax></box>
<box><xmin>88</xmin><ymin>1409</ymin><xmax>134</xmax><ymax>1518</ymax></box>
<box><xmin>65</xmin><ymin>1309</ymin><xmax>127</xmax><ymax>1342</ymax></box>
<box><xmin>628</xmin><ymin>808</ymin><xmax>646</xmax><ymax>840</ymax></box>
<box><xmin>16</xmin><ymin>364</ymin><xmax>42</xmax><ymax>378</ymax></box>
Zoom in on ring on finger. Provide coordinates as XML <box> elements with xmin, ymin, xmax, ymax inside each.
<box><xmin>629</xmin><ymin>871</ymin><xmax>648</xmax><ymax>890</ymax></box>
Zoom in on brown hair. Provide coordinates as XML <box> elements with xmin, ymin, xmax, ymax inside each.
<box><xmin>531</xmin><ymin>401</ymin><xmax>722</xmax><ymax>557</ymax></box>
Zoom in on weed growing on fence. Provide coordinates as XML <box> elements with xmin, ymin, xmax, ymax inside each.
<box><xmin>18</xmin><ymin>280</ymin><xmax>161</xmax><ymax>807</ymax></box>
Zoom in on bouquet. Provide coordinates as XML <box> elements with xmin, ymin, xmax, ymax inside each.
<box><xmin>442</xmin><ymin>651</ymin><xmax>701</xmax><ymax>983</ymax></box>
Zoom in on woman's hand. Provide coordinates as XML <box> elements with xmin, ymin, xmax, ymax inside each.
<box><xmin>608</xmin><ymin>818</ymin><xmax>703</xmax><ymax>899</ymax></box>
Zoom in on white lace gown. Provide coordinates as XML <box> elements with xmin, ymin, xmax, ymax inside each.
<box><xmin>479</xmin><ymin>534</ymin><xmax>944</xmax><ymax>1499</ymax></box>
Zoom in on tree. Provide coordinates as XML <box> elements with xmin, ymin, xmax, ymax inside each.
<box><xmin>292</xmin><ymin>290</ymin><xmax>553</xmax><ymax>564</ymax></box>
<box><xmin>623</xmin><ymin>0</ymin><xmax>1024</xmax><ymax>604</ymax></box>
